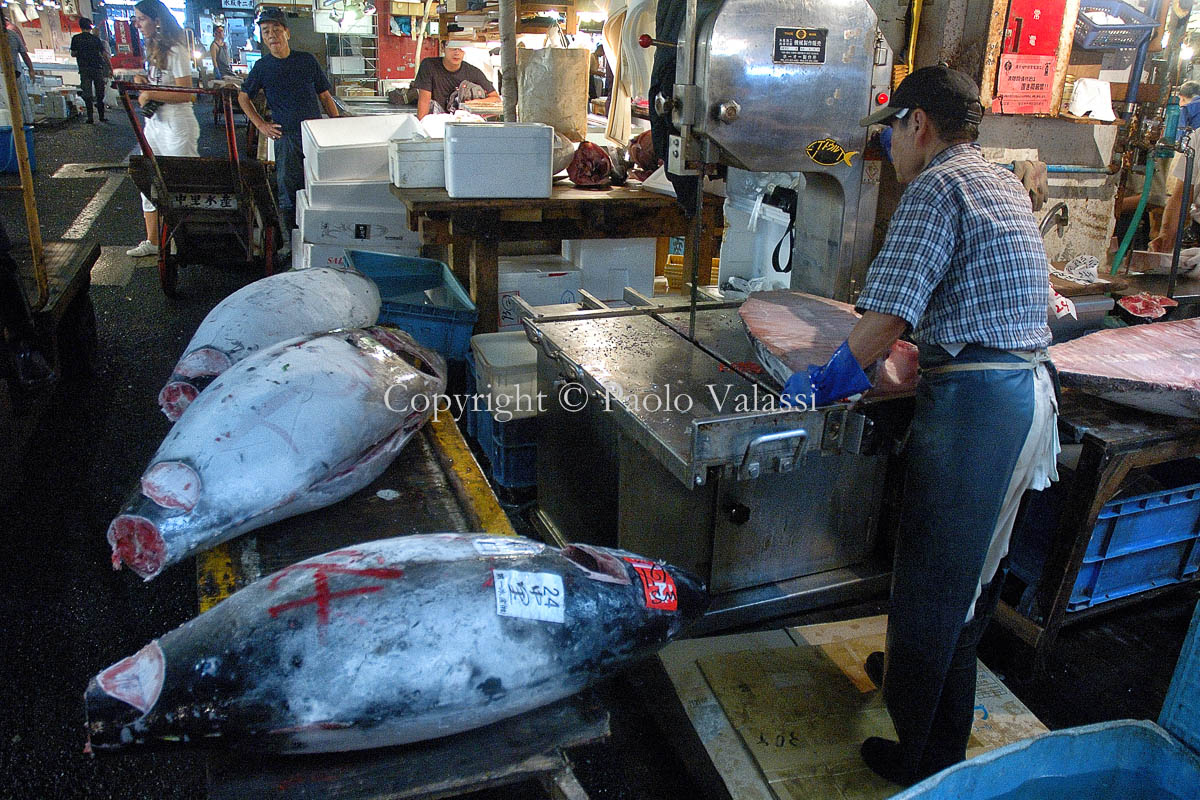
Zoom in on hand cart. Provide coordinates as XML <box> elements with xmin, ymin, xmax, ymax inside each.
<box><xmin>115</xmin><ymin>82</ymin><xmax>279</xmax><ymax>297</ymax></box>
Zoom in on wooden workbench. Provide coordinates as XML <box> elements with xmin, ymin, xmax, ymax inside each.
<box><xmin>392</xmin><ymin>184</ymin><xmax>723</xmax><ymax>333</ymax></box>
<box><xmin>995</xmin><ymin>389</ymin><xmax>1200</xmax><ymax>669</ymax></box>
<box><xmin>196</xmin><ymin>417</ymin><xmax>610</xmax><ymax>798</ymax></box>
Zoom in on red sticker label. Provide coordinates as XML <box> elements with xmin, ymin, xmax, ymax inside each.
<box><xmin>623</xmin><ymin>557</ymin><xmax>678</xmax><ymax>611</ymax></box>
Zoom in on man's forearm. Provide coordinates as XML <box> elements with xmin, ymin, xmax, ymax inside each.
<box><xmin>318</xmin><ymin>91</ymin><xmax>338</xmax><ymax>117</ymax></box>
<box><xmin>847</xmin><ymin>311</ymin><xmax>908</xmax><ymax>367</ymax></box>
<box><xmin>238</xmin><ymin>92</ymin><xmax>267</xmax><ymax>129</ymax></box>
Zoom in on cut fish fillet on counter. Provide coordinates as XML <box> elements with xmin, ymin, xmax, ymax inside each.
<box><xmin>738</xmin><ymin>291</ymin><xmax>919</xmax><ymax>399</ymax></box>
<box><xmin>1049</xmin><ymin>318</ymin><xmax>1200</xmax><ymax>418</ymax></box>
<box><xmin>86</xmin><ymin>534</ymin><xmax>708</xmax><ymax>754</ymax></box>
<box><xmin>159</xmin><ymin>267</ymin><xmax>382</xmax><ymax>421</ymax></box>
<box><xmin>109</xmin><ymin>326</ymin><xmax>446</xmax><ymax>580</ymax></box>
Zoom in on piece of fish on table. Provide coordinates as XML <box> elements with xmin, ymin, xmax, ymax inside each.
<box><xmin>85</xmin><ymin>533</ymin><xmax>708</xmax><ymax>753</ymax></box>
<box><xmin>159</xmin><ymin>266</ymin><xmax>382</xmax><ymax>422</ymax></box>
<box><xmin>108</xmin><ymin>326</ymin><xmax>446</xmax><ymax>581</ymax></box>
<box><xmin>738</xmin><ymin>291</ymin><xmax>919</xmax><ymax>398</ymax></box>
<box><xmin>1049</xmin><ymin>318</ymin><xmax>1200</xmax><ymax>418</ymax></box>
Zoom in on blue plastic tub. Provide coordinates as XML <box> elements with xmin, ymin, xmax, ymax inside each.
<box><xmin>1009</xmin><ymin>460</ymin><xmax>1200</xmax><ymax>613</ymax></box>
<box><xmin>0</xmin><ymin>125</ymin><xmax>35</xmax><ymax>174</ymax></box>
<box><xmin>893</xmin><ymin>600</ymin><xmax>1200</xmax><ymax>799</ymax></box>
<box><xmin>475</xmin><ymin>409</ymin><xmax>539</xmax><ymax>489</ymax></box>
<box><xmin>1074</xmin><ymin>0</ymin><xmax>1158</xmax><ymax>50</ymax></box>
<box><xmin>347</xmin><ymin>250</ymin><xmax>477</xmax><ymax>361</ymax></box>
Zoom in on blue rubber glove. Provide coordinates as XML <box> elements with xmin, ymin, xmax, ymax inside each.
<box><xmin>781</xmin><ymin>340</ymin><xmax>872</xmax><ymax>408</ymax></box>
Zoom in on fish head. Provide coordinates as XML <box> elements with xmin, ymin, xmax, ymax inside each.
<box><xmin>562</xmin><ymin>543</ymin><xmax>710</xmax><ymax>638</ymax></box>
<box><xmin>107</xmin><ymin>461</ymin><xmax>208</xmax><ymax>580</ymax></box>
<box><xmin>364</xmin><ymin>325</ymin><xmax>448</xmax><ymax>391</ymax></box>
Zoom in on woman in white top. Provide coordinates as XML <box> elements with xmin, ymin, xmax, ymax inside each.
<box><xmin>126</xmin><ymin>0</ymin><xmax>200</xmax><ymax>258</ymax></box>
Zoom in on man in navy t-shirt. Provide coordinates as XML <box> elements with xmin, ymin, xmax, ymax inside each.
<box><xmin>238</xmin><ymin>7</ymin><xmax>338</xmax><ymax>256</ymax></box>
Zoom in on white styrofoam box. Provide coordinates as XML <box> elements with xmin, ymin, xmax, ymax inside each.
<box><xmin>329</xmin><ymin>55</ymin><xmax>366</xmax><ymax>75</ymax></box>
<box><xmin>444</xmin><ymin>122</ymin><xmax>553</xmax><ymax>199</ymax></box>
<box><xmin>0</xmin><ymin>109</ymin><xmax>9</xmax><ymax>127</ymax></box>
<box><xmin>389</xmin><ymin>137</ymin><xmax>446</xmax><ymax>189</ymax></box>
<box><xmin>561</xmin><ymin>238</ymin><xmax>656</xmax><ymax>301</ymax></box>
<box><xmin>299</xmin><ymin>240</ymin><xmax>420</xmax><ymax>270</ymax></box>
<box><xmin>498</xmin><ymin>255</ymin><xmax>581</xmax><ymax>330</ymax></box>
<box><xmin>304</xmin><ymin>160</ymin><xmax>400</xmax><ymax>209</ymax></box>
<box><xmin>718</xmin><ymin>196</ymin><xmax>793</xmax><ymax>290</ymax></box>
<box><xmin>41</xmin><ymin>92</ymin><xmax>71</xmax><ymax>119</ymax></box>
<box><xmin>301</xmin><ymin>114</ymin><xmax>416</xmax><ymax>182</ymax></box>
<box><xmin>471</xmin><ymin>332</ymin><xmax>540</xmax><ymax>419</ymax></box>
<box><xmin>296</xmin><ymin>189</ymin><xmax>417</xmax><ymax>247</ymax></box>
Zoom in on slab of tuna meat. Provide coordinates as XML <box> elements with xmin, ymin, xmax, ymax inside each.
<box><xmin>738</xmin><ymin>291</ymin><xmax>919</xmax><ymax>399</ymax></box>
<box><xmin>1049</xmin><ymin>318</ymin><xmax>1200</xmax><ymax>418</ymax></box>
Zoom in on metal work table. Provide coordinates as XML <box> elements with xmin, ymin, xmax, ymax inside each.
<box><xmin>995</xmin><ymin>388</ymin><xmax>1200</xmax><ymax>668</ymax></box>
<box><xmin>196</xmin><ymin>417</ymin><xmax>609</xmax><ymax>798</ymax></box>
<box><xmin>391</xmin><ymin>183</ymin><xmax>723</xmax><ymax>333</ymax></box>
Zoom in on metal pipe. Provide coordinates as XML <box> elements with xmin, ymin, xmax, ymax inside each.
<box><xmin>1168</xmin><ymin>140</ymin><xmax>1193</xmax><ymax>298</ymax></box>
<box><xmin>499</xmin><ymin>0</ymin><xmax>517</xmax><ymax>122</ymax></box>
<box><xmin>1002</xmin><ymin>162</ymin><xmax>1112</xmax><ymax>174</ymax></box>
<box><xmin>1122</xmin><ymin>0</ymin><xmax>1161</xmax><ymax>118</ymax></box>
<box><xmin>1111</xmin><ymin>157</ymin><xmax>1157</xmax><ymax>275</ymax></box>
<box><xmin>0</xmin><ymin>6</ymin><xmax>46</xmax><ymax>311</ymax></box>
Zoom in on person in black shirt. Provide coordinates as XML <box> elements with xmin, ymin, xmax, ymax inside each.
<box><xmin>70</xmin><ymin>18</ymin><xmax>111</xmax><ymax>124</ymax></box>
<box><xmin>237</xmin><ymin>7</ymin><xmax>337</xmax><ymax>254</ymax></box>
<box><xmin>413</xmin><ymin>43</ymin><xmax>497</xmax><ymax>119</ymax></box>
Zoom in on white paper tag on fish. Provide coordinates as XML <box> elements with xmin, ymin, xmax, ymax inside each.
<box><xmin>474</xmin><ymin>538</ymin><xmax>545</xmax><ymax>557</ymax></box>
<box><xmin>494</xmin><ymin>570</ymin><xmax>565</xmax><ymax>623</ymax></box>
<box><xmin>1051</xmin><ymin>288</ymin><xmax>1077</xmax><ymax>320</ymax></box>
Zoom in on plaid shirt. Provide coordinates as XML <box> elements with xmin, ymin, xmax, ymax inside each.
<box><xmin>855</xmin><ymin>143</ymin><xmax>1052</xmax><ymax>351</ymax></box>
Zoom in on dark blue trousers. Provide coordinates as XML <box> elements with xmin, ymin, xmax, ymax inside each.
<box><xmin>882</xmin><ymin>344</ymin><xmax>1036</xmax><ymax>778</ymax></box>
<box><xmin>274</xmin><ymin>130</ymin><xmax>305</xmax><ymax>235</ymax></box>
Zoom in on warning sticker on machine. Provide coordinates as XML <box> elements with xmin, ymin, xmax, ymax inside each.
<box><xmin>773</xmin><ymin>27</ymin><xmax>826</xmax><ymax>64</ymax></box>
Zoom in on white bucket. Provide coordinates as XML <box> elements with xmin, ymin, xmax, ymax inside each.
<box><xmin>718</xmin><ymin>196</ymin><xmax>793</xmax><ymax>290</ymax></box>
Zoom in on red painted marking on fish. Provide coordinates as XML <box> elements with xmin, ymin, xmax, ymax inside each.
<box><xmin>97</xmin><ymin>641</ymin><xmax>165</xmax><ymax>714</ymax></box>
<box><xmin>622</xmin><ymin>557</ymin><xmax>678</xmax><ymax>611</ymax></box>
<box><xmin>267</xmin><ymin>560</ymin><xmax>405</xmax><ymax>629</ymax></box>
<box><xmin>482</xmin><ymin>574</ymin><xmax>495</xmax><ymax>589</ymax></box>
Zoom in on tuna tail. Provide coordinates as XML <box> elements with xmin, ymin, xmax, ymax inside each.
<box><xmin>842</xmin><ymin>150</ymin><xmax>859</xmax><ymax>166</ymax></box>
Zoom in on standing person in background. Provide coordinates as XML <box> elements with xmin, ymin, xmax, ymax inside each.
<box><xmin>208</xmin><ymin>24</ymin><xmax>231</xmax><ymax>80</ymax></box>
<box><xmin>71</xmin><ymin>18</ymin><xmax>112</xmax><ymax>124</ymax></box>
<box><xmin>125</xmin><ymin>0</ymin><xmax>199</xmax><ymax>258</ymax></box>
<box><xmin>3</xmin><ymin>14</ymin><xmax>35</xmax><ymax>126</ymax></box>
<box><xmin>237</xmin><ymin>7</ymin><xmax>337</xmax><ymax>260</ymax></box>
<box><xmin>1178</xmin><ymin>81</ymin><xmax>1200</xmax><ymax>140</ymax></box>
<box><xmin>413</xmin><ymin>43</ymin><xmax>497</xmax><ymax>119</ymax></box>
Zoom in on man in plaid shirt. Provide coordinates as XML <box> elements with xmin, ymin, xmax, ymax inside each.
<box><xmin>790</xmin><ymin>66</ymin><xmax>1060</xmax><ymax>785</ymax></box>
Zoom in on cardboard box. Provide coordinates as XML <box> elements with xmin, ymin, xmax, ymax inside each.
<box><xmin>296</xmin><ymin>189</ymin><xmax>418</xmax><ymax>247</ymax></box>
<box><xmin>498</xmin><ymin>255</ymin><xmax>581</xmax><ymax>330</ymax></box>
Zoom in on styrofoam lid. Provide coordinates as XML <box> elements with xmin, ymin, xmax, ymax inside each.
<box><xmin>499</xmin><ymin>255</ymin><xmax>577</xmax><ymax>276</ymax></box>
<box><xmin>472</xmin><ymin>331</ymin><xmax>538</xmax><ymax>369</ymax></box>
<box><xmin>389</xmin><ymin>115</ymin><xmax>429</xmax><ymax>142</ymax></box>
<box><xmin>302</xmin><ymin>114</ymin><xmax>418</xmax><ymax>148</ymax></box>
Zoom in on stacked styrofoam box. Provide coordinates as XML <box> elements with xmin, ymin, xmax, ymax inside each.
<box><xmin>297</xmin><ymin>114</ymin><xmax>423</xmax><ymax>268</ymax></box>
<box><xmin>444</xmin><ymin>122</ymin><xmax>553</xmax><ymax>199</ymax></box>
<box><xmin>561</xmin><ymin>238</ymin><xmax>656</xmax><ymax>301</ymax></box>
<box><xmin>390</xmin><ymin>137</ymin><xmax>446</xmax><ymax>189</ymax></box>
<box><xmin>301</xmin><ymin>113</ymin><xmax>417</xmax><ymax>181</ymax></box>
<box><xmin>498</xmin><ymin>254</ymin><xmax>581</xmax><ymax>330</ymax></box>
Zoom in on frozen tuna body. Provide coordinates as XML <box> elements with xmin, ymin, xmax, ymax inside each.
<box><xmin>738</xmin><ymin>291</ymin><xmax>918</xmax><ymax>398</ymax></box>
<box><xmin>1049</xmin><ymin>318</ymin><xmax>1200</xmax><ymax>418</ymax></box>
<box><xmin>159</xmin><ymin>267</ymin><xmax>382</xmax><ymax>421</ymax></box>
<box><xmin>85</xmin><ymin>534</ymin><xmax>708</xmax><ymax>753</ymax></box>
<box><xmin>109</xmin><ymin>326</ymin><xmax>446</xmax><ymax>580</ymax></box>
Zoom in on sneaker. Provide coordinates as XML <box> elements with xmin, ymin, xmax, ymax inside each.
<box><xmin>126</xmin><ymin>240</ymin><xmax>159</xmax><ymax>257</ymax></box>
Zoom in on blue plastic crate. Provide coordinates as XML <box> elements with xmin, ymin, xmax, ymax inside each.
<box><xmin>0</xmin><ymin>125</ymin><xmax>35</xmax><ymax>174</ymax></box>
<box><xmin>346</xmin><ymin>250</ymin><xmax>477</xmax><ymax>361</ymax></box>
<box><xmin>464</xmin><ymin>351</ymin><xmax>478</xmax><ymax>440</ymax></box>
<box><xmin>476</xmin><ymin>410</ymin><xmax>539</xmax><ymax>489</ymax></box>
<box><xmin>1009</xmin><ymin>460</ymin><xmax>1200</xmax><ymax>614</ymax></box>
<box><xmin>893</xmin><ymin>600</ymin><xmax>1200</xmax><ymax>799</ymax></box>
<box><xmin>1074</xmin><ymin>0</ymin><xmax>1158</xmax><ymax>51</ymax></box>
